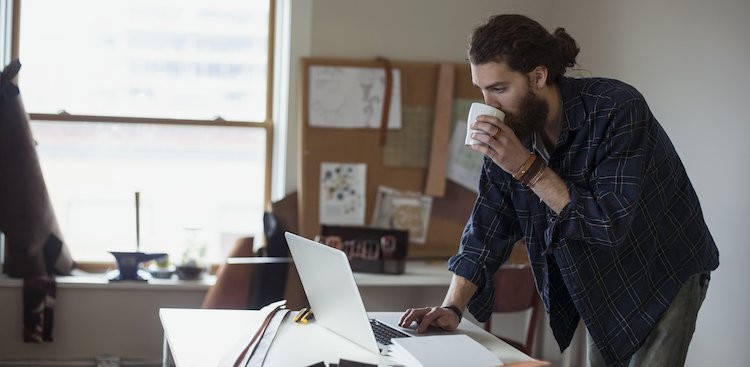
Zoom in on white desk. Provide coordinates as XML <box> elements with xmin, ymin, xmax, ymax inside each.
<box><xmin>160</xmin><ymin>308</ymin><xmax>533</xmax><ymax>367</ymax></box>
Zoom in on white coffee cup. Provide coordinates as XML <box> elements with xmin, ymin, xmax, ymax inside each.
<box><xmin>465</xmin><ymin>102</ymin><xmax>505</xmax><ymax>145</ymax></box>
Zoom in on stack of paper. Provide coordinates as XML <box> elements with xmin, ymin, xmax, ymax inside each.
<box><xmin>389</xmin><ymin>334</ymin><xmax>503</xmax><ymax>367</ymax></box>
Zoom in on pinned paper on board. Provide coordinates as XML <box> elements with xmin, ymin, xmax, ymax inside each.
<box><xmin>371</xmin><ymin>186</ymin><xmax>432</xmax><ymax>244</ymax></box>
<box><xmin>320</xmin><ymin>163</ymin><xmax>367</xmax><ymax>225</ymax></box>
<box><xmin>308</xmin><ymin>66</ymin><xmax>402</xmax><ymax>129</ymax></box>
<box><xmin>447</xmin><ymin>120</ymin><xmax>484</xmax><ymax>192</ymax></box>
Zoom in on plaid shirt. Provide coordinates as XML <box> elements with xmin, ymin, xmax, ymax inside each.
<box><xmin>449</xmin><ymin>77</ymin><xmax>719</xmax><ymax>366</ymax></box>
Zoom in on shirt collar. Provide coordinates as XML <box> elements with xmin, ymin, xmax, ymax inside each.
<box><xmin>531</xmin><ymin>77</ymin><xmax>580</xmax><ymax>159</ymax></box>
<box><xmin>559</xmin><ymin>77</ymin><xmax>586</xmax><ymax>132</ymax></box>
<box><xmin>531</xmin><ymin>132</ymin><xmax>550</xmax><ymax>163</ymax></box>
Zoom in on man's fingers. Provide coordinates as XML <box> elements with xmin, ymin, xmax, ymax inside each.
<box><xmin>399</xmin><ymin>308</ymin><xmax>417</xmax><ymax>327</ymax></box>
<box><xmin>472</xmin><ymin>115</ymin><xmax>503</xmax><ymax>137</ymax></box>
<box><xmin>399</xmin><ymin>307</ymin><xmax>428</xmax><ymax>327</ymax></box>
<box><xmin>399</xmin><ymin>308</ymin><xmax>413</xmax><ymax>325</ymax></box>
<box><xmin>402</xmin><ymin>307</ymin><xmax>461</xmax><ymax>333</ymax></box>
<box><xmin>398</xmin><ymin>307</ymin><xmax>458</xmax><ymax>333</ymax></box>
<box><xmin>416</xmin><ymin>307</ymin><xmax>453</xmax><ymax>333</ymax></box>
<box><xmin>434</xmin><ymin>315</ymin><xmax>458</xmax><ymax>331</ymax></box>
<box><xmin>416</xmin><ymin>310</ymin><xmax>440</xmax><ymax>333</ymax></box>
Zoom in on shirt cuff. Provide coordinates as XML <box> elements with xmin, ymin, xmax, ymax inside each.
<box><xmin>447</xmin><ymin>253</ymin><xmax>494</xmax><ymax>322</ymax></box>
<box><xmin>447</xmin><ymin>253</ymin><xmax>484</xmax><ymax>286</ymax></box>
<box><xmin>543</xmin><ymin>183</ymin><xmax>577</xmax><ymax>255</ymax></box>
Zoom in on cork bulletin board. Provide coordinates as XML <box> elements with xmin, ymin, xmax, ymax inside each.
<box><xmin>298</xmin><ymin>57</ymin><xmax>484</xmax><ymax>258</ymax></box>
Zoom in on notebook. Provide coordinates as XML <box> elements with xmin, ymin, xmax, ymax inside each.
<box><xmin>284</xmin><ymin>231</ymin><xmax>415</xmax><ymax>354</ymax></box>
<box><xmin>390</xmin><ymin>334</ymin><xmax>503</xmax><ymax>367</ymax></box>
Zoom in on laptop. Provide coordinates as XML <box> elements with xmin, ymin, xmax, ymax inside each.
<box><xmin>285</xmin><ymin>231</ymin><xmax>415</xmax><ymax>354</ymax></box>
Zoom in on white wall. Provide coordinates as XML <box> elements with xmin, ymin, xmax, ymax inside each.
<box><xmin>0</xmin><ymin>279</ymin><xmax>207</xmax><ymax>362</ymax></box>
<box><xmin>554</xmin><ymin>1</ymin><xmax>750</xmax><ymax>365</ymax></box>
<box><xmin>275</xmin><ymin>0</ymin><xmax>312</xmax><ymax>198</ymax></box>
<box><xmin>285</xmin><ymin>0</ymin><xmax>750</xmax><ymax>366</ymax></box>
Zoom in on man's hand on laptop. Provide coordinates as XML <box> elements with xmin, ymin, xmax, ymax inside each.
<box><xmin>398</xmin><ymin>306</ymin><xmax>460</xmax><ymax>333</ymax></box>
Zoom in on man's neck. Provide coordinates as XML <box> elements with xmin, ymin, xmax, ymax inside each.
<box><xmin>540</xmin><ymin>84</ymin><xmax>563</xmax><ymax>152</ymax></box>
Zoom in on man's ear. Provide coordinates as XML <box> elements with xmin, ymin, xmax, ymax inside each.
<box><xmin>528</xmin><ymin>66</ymin><xmax>549</xmax><ymax>89</ymax></box>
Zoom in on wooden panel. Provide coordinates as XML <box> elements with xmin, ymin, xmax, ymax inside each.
<box><xmin>424</xmin><ymin>63</ymin><xmax>455</xmax><ymax>197</ymax></box>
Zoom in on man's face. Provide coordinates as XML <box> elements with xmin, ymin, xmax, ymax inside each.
<box><xmin>470</xmin><ymin>61</ymin><xmax>548</xmax><ymax>140</ymax></box>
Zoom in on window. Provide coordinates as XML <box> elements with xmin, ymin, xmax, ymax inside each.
<box><xmin>9</xmin><ymin>0</ymin><xmax>275</xmax><ymax>263</ymax></box>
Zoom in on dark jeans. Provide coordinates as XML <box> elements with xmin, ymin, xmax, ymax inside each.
<box><xmin>587</xmin><ymin>272</ymin><xmax>710</xmax><ymax>367</ymax></box>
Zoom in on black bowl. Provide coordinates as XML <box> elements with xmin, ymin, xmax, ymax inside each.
<box><xmin>175</xmin><ymin>265</ymin><xmax>204</xmax><ymax>280</ymax></box>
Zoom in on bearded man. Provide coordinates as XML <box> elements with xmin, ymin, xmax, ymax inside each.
<box><xmin>399</xmin><ymin>14</ymin><xmax>719</xmax><ymax>367</ymax></box>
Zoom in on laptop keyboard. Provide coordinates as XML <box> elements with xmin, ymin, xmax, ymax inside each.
<box><xmin>370</xmin><ymin>318</ymin><xmax>410</xmax><ymax>346</ymax></box>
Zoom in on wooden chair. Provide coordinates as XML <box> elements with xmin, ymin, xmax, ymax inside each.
<box><xmin>202</xmin><ymin>198</ymin><xmax>307</xmax><ymax>310</ymax></box>
<box><xmin>484</xmin><ymin>263</ymin><xmax>541</xmax><ymax>356</ymax></box>
<box><xmin>201</xmin><ymin>236</ymin><xmax>307</xmax><ymax>310</ymax></box>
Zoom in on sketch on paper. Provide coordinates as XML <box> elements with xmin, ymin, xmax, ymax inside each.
<box><xmin>447</xmin><ymin>121</ymin><xmax>484</xmax><ymax>192</ymax></box>
<box><xmin>308</xmin><ymin>66</ymin><xmax>402</xmax><ymax>129</ymax></box>
<box><xmin>320</xmin><ymin>163</ymin><xmax>367</xmax><ymax>225</ymax></box>
<box><xmin>371</xmin><ymin>186</ymin><xmax>432</xmax><ymax>244</ymax></box>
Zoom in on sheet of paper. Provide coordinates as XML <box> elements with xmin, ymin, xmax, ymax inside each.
<box><xmin>309</xmin><ymin>66</ymin><xmax>402</xmax><ymax>129</ymax></box>
<box><xmin>371</xmin><ymin>186</ymin><xmax>432</xmax><ymax>244</ymax></box>
<box><xmin>446</xmin><ymin>121</ymin><xmax>485</xmax><ymax>192</ymax></box>
<box><xmin>320</xmin><ymin>163</ymin><xmax>366</xmax><ymax>225</ymax></box>
<box><xmin>390</xmin><ymin>334</ymin><xmax>503</xmax><ymax>367</ymax></box>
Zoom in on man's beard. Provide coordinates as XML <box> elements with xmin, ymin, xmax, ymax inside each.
<box><xmin>503</xmin><ymin>88</ymin><xmax>548</xmax><ymax>141</ymax></box>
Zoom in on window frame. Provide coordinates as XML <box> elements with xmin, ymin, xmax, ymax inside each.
<box><xmin>9</xmin><ymin>0</ymin><xmax>277</xmax><ymax>269</ymax></box>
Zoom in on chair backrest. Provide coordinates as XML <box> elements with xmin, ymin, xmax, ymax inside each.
<box><xmin>202</xmin><ymin>233</ymin><xmax>307</xmax><ymax>310</ymax></box>
<box><xmin>201</xmin><ymin>254</ymin><xmax>293</xmax><ymax>310</ymax></box>
<box><xmin>202</xmin><ymin>193</ymin><xmax>306</xmax><ymax>310</ymax></box>
<box><xmin>484</xmin><ymin>263</ymin><xmax>540</xmax><ymax>356</ymax></box>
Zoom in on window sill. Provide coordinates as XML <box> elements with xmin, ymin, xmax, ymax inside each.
<box><xmin>0</xmin><ymin>270</ymin><xmax>216</xmax><ymax>291</ymax></box>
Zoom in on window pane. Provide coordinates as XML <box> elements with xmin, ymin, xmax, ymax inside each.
<box><xmin>18</xmin><ymin>0</ymin><xmax>269</xmax><ymax>122</ymax></box>
<box><xmin>31</xmin><ymin>121</ymin><xmax>266</xmax><ymax>262</ymax></box>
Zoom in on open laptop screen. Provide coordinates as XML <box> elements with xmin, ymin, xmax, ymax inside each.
<box><xmin>285</xmin><ymin>231</ymin><xmax>382</xmax><ymax>354</ymax></box>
